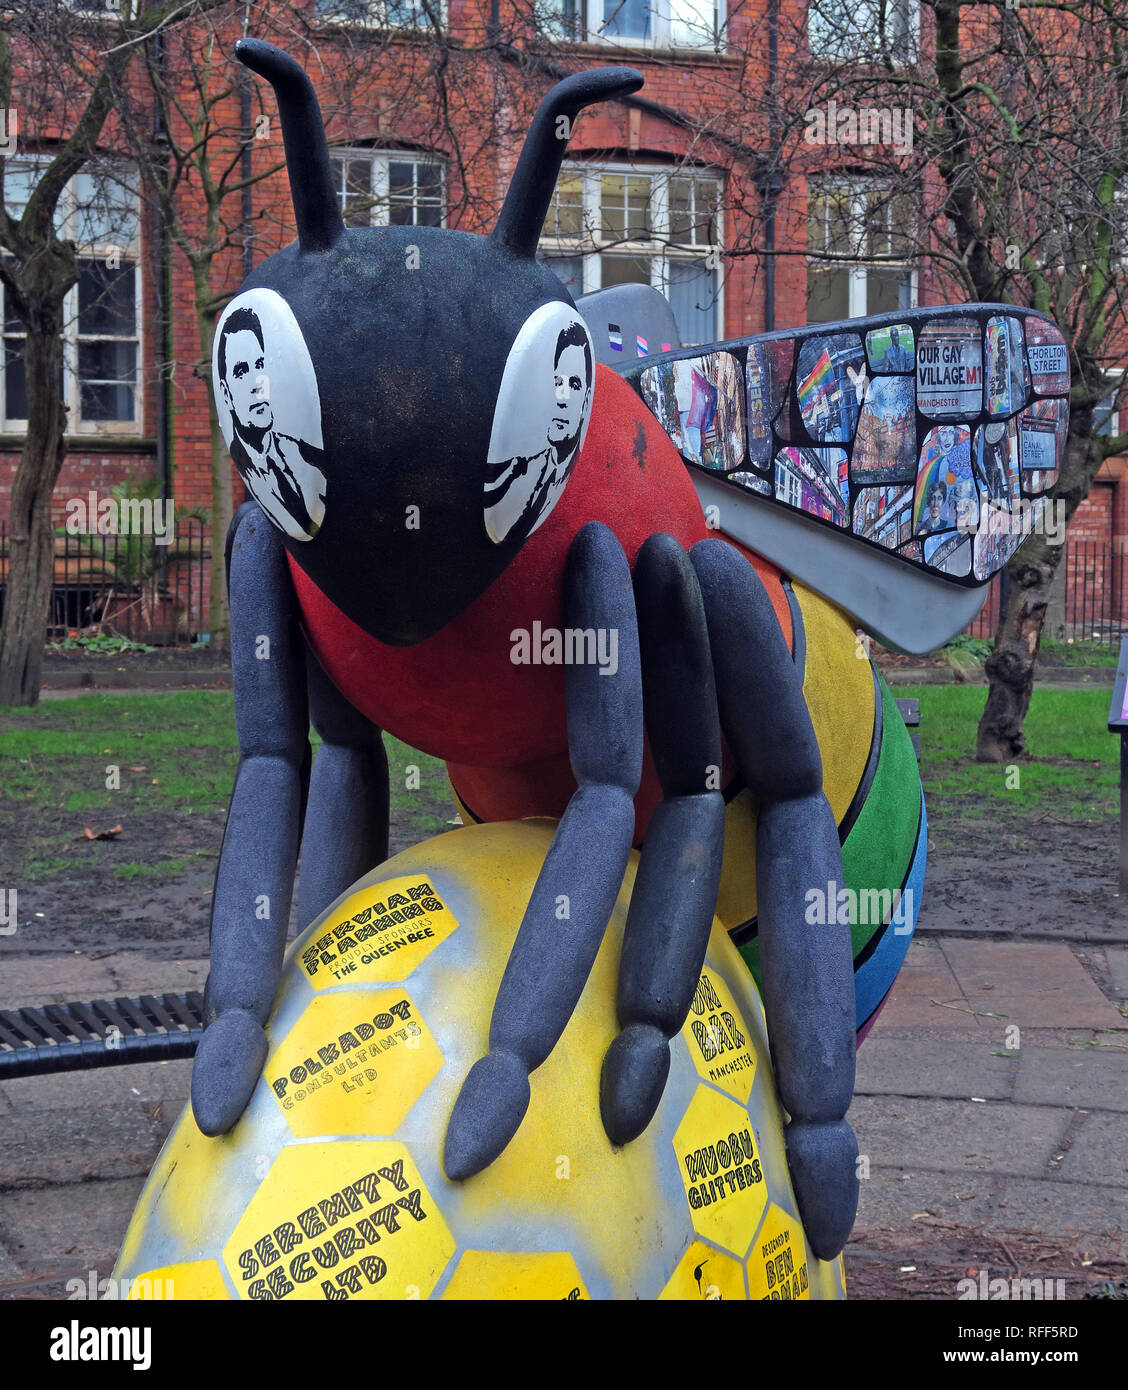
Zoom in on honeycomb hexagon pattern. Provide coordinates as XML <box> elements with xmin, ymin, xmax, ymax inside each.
<box><xmin>265</xmin><ymin>989</ymin><xmax>442</xmax><ymax>1138</ymax></box>
<box><xmin>113</xmin><ymin>821</ymin><xmax>848</xmax><ymax>1300</ymax></box>
<box><xmin>441</xmin><ymin>1251</ymin><xmax>588</xmax><ymax>1300</ymax></box>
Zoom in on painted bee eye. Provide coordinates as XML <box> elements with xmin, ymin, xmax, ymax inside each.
<box><xmin>483</xmin><ymin>301</ymin><xmax>594</xmax><ymax>545</ymax></box>
<box><xmin>213</xmin><ymin>287</ymin><xmax>327</xmax><ymax>543</ymax></box>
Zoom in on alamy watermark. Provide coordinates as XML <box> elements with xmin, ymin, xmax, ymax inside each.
<box><xmin>804</xmin><ymin>100</ymin><xmax>914</xmax><ymax>156</ymax></box>
<box><xmin>50</xmin><ymin>1321</ymin><xmax>152</xmax><ymax>1371</ymax></box>
<box><xmin>510</xmin><ymin>622</ymin><xmax>619</xmax><ymax>676</ymax></box>
<box><xmin>64</xmin><ymin>491</ymin><xmax>175</xmax><ymax>546</ymax></box>
<box><xmin>66</xmin><ymin>1269</ymin><xmax>174</xmax><ymax>1302</ymax></box>
<box><xmin>958</xmin><ymin>496</ymin><xmax>1067</xmax><ymax>547</ymax></box>
<box><xmin>956</xmin><ymin>1269</ymin><xmax>1066</xmax><ymax>1300</ymax></box>
<box><xmin>804</xmin><ymin>879</ymin><xmax>914</xmax><ymax>934</ymax></box>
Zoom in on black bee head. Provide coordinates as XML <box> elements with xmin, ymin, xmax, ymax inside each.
<box><xmin>214</xmin><ymin>39</ymin><xmax>641</xmax><ymax>645</ymax></box>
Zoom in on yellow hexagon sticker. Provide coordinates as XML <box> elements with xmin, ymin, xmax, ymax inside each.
<box><xmin>681</xmin><ymin>967</ymin><xmax>757</xmax><ymax>1104</ymax></box>
<box><xmin>125</xmin><ymin>1260</ymin><xmax>227</xmax><ymax>1299</ymax></box>
<box><xmin>266</xmin><ymin>989</ymin><xmax>442</xmax><ymax>1138</ymax></box>
<box><xmin>222</xmin><ymin>1142</ymin><xmax>455</xmax><ymax>1301</ymax></box>
<box><xmin>441</xmin><ymin>1251</ymin><xmax>587</xmax><ymax>1300</ymax></box>
<box><xmin>672</xmin><ymin>1086</ymin><xmax>768</xmax><ymax>1257</ymax></box>
<box><xmin>746</xmin><ymin>1203</ymin><xmax>811</xmax><ymax>1301</ymax></box>
<box><xmin>659</xmin><ymin>1240</ymin><xmax>746</xmax><ymax>1301</ymax></box>
<box><xmin>297</xmin><ymin>875</ymin><xmax>457</xmax><ymax>989</ymax></box>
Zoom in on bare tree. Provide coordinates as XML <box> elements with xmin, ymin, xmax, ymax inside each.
<box><xmin>117</xmin><ymin>0</ymin><xmax>573</xmax><ymax>647</ymax></box>
<box><xmin>0</xmin><ymin>0</ymin><xmax>229</xmax><ymax>706</ymax></box>
<box><xmin>690</xmin><ymin>0</ymin><xmax>1128</xmax><ymax>759</ymax></box>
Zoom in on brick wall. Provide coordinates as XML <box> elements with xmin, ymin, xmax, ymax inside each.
<box><xmin>4</xmin><ymin>0</ymin><xmax>1122</xmax><ymax>646</ymax></box>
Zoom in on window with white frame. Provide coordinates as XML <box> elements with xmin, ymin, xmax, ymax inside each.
<box><xmin>808</xmin><ymin>0</ymin><xmax>918</xmax><ymax>63</ymax></box>
<box><xmin>329</xmin><ymin>150</ymin><xmax>445</xmax><ymax>228</ymax></box>
<box><xmin>1095</xmin><ymin>372</ymin><xmax>1122</xmax><ymax>438</ymax></box>
<box><xmin>538</xmin><ymin>163</ymin><xmax>723</xmax><ymax>346</ymax></box>
<box><xmin>2</xmin><ymin>159</ymin><xmax>141</xmax><ymax>433</ymax></box>
<box><xmin>545</xmin><ymin>0</ymin><xmax>725</xmax><ymax>52</ymax></box>
<box><xmin>314</xmin><ymin>0</ymin><xmax>440</xmax><ymax>28</ymax></box>
<box><xmin>807</xmin><ymin>180</ymin><xmax>916</xmax><ymax>322</ymax></box>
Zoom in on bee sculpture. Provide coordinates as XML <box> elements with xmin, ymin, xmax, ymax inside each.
<box><xmin>194</xmin><ymin>38</ymin><xmax>1070</xmax><ymax>1262</ymax></box>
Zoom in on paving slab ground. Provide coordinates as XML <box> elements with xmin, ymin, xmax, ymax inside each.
<box><xmin>1</xmin><ymin>938</ymin><xmax>1126</xmax><ymax>1299</ymax></box>
<box><xmin>847</xmin><ymin>938</ymin><xmax>1128</xmax><ymax>1298</ymax></box>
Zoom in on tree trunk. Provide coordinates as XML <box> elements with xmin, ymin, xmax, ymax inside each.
<box><xmin>0</xmin><ymin>307</ymin><xmax>67</xmax><ymax>706</ymax></box>
<box><xmin>976</xmin><ymin>406</ymin><xmax>1097</xmax><ymax>760</ymax></box>
<box><xmin>194</xmin><ymin>276</ymin><xmax>231</xmax><ymax>653</ymax></box>
<box><xmin>976</xmin><ymin>538</ymin><xmax>1059</xmax><ymax>762</ymax></box>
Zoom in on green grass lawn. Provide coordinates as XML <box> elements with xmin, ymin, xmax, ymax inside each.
<box><xmin>1039</xmin><ymin>639</ymin><xmax>1120</xmax><ymax>669</ymax></box>
<box><xmin>0</xmin><ymin>691</ymin><xmax>452</xmax><ymax>879</ymax></box>
<box><xmin>0</xmin><ymin>684</ymin><xmax>1117</xmax><ymax>892</ymax></box>
<box><xmin>901</xmin><ymin>683</ymin><xmax>1117</xmax><ymax>822</ymax></box>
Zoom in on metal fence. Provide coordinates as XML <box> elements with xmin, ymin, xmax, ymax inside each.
<box><xmin>0</xmin><ymin>520</ymin><xmax>1122</xmax><ymax>651</ymax></box>
<box><xmin>0</xmin><ymin>519</ymin><xmax>211</xmax><ymax>645</ymax></box>
<box><xmin>963</xmin><ymin>541</ymin><xmax>1124</xmax><ymax>645</ymax></box>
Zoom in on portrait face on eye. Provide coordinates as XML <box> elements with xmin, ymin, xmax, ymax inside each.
<box><xmin>213</xmin><ymin>288</ymin><xmax>328</xmax><ymax>543</ymax></box>
<box><xmin>221</xmin><ymin>324</ymin><xmax>273</xmax><ymax>434</ymax></box>
<box><xmin>483</xmin><ymin>302</ymin><xmax>595</xmax><ymax>546</ymax></box>
<box><xmin>549</xmin><ymin>342</ymin><xmax>589</xmax><ymax>445</ymax></box>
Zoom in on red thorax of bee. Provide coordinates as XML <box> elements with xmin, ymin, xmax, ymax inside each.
<box><xmin>291</xmin><ymin>366</ymin><xmax>793</xmax><ymax>844</ymax></box>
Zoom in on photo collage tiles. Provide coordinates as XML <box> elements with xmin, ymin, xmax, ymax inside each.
<box><xmin>633</xmin><ymin>311</ymin><xmax>1070</xmax><ymax>584</ymax></box>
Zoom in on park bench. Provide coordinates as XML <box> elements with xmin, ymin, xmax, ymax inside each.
<box><xmin>0</xmin><ymin>700</ymin><xmax>923</xmax><ymax>1079</ymax></box>
<box><xmin>0</xmin><ymin>992</ymin><xmax>203</xmax><ymax>1080</ymax></box>
<box><xmin>896</xmin><ymin>696</ymin><xmax>921</xmax><ymax>759</ymax></box>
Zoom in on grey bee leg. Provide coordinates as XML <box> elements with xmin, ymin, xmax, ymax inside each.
<box><xmin>192</xmin><ymin>503</ymin><xmax>310</xmax><ymax>1137</ymax></box>
<box><xmin>600</xmin><ymin>533</ymin><xmax>725</xmax><ymax>1144</ymax></box>
<box><xmin>296</xmin><ymin>649</ymin><xmax>390</xmax><ymax>933</ymax></box>
<box><xmin>690</xmin><ymin>538</ymin><xmax>859</xmax><ymax>1261</ymax></box>
<box><xmin>444</xmin><ymin>521</ymin><xmax>642</xmax><ymax>1180</ymax></box>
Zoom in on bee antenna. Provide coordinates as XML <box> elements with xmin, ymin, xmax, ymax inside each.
<box><xmin>492</xmin><ymin>66</ymin><xmax>644</xmax><ymax>260</ymax></box>
<box><xmin>235</xmin><ymin>38</ymin><xmax>344</xmax><ymax>255</ymax></box>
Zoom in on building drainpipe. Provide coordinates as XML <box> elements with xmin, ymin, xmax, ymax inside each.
<box><xmin>152</xmin><ymin>31</ymin><xmax>171</xmax><ymax>513</ymax></box>
<box><xmin>762</xmin><ymin>0</ymin><xmax>780</xmax><ymax>333</ymax></box>
<box><xmin>240</xmin><ymin>73</ymin><xmax>254</xmax><ymax>280</ymax></box>
<box><xmin>151</xmin><ymin>31</ymin><xmax>173</xmax><ymax>631</ymax></box>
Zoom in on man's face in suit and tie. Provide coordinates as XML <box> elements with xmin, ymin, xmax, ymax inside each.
<box><xmin>548</xmin><ymin>341</ymin><xmax>589</xmax><ymax>458</ymax></box>
<box><xmin>221</xmin><ymin>326</ymin><xmax>273</xmax><ymax>439</ymax></box>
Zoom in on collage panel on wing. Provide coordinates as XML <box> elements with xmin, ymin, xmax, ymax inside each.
<box><xmin>914</xmin><ymin>424</ymin><xmax>976</xmax><ymax>539</ymax></box>
<box><xmin>773</xmin><ymin>446</ymin><xmax>849</xmax><ymax>528</ymax></box>
<box><xmin>852</xmin><ymin>484</ymin><xmax>915</xmax><ymax>550</ymax></box>
<box><xmin>747</xmin><ymin>339</ymin><xmax>794</xmax><ymax>468</ymax></box>
<box><xmin>851</xmin><ymin>375</ymin><xmax>917</xmax><ymax>485</ymax></box>
<box><xmin>729</xmin><ymin>471</ymin><xmax>772</xmax><ymax>496</ymax></box>
<box><xmin>1019</xmin><ymin>397</ymin><xmax>1067</xmax><ymax>495</ymax></box>
<box><xmin>975</xmin><ymin>417</ymin><xmax>1021</xmax><ymax>508</ymax></box>
<box><xmin>865</xmin><ymin>322</ymin><xmax>916</xmax><ymax>374</ymax></box>
<box><xmin>985</xmin><ymin>315</ymin><xmax>1030</xmax><ymax>418</ymax></box>
<box><xmin>923</xmin><ymin>532</ymin><xmax>973</xmax><ymax>578</ymax></box>
<box><xmin>974</xmin><ymin>494</ymin><xmax>1046</xmax><ymax>580</ymax></box>
<box><xmin>640</xmin><ymin>361</ymin><xmax>681</xmax><ymax>447</ymax></box>
<box><xmin>916</xmin><ymin>317</ymin><xmax>984</xmax><ymax>420</ymax></box>
<box><xmin>1026</xmin><ymin>318</ymin><xmax>1070</xmax><ymax>396</ymax></box>
<box><xmin>640</xmin><ymin>350</ymin><xmax>746</xmax><ymax>472</ymax></box>
<box><xmin>795</xmin><ymin>333</ymin><xmax>866</xmax><ymax>444</ymax></box>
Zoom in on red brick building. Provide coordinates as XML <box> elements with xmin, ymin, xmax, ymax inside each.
<box><xmin>0</xmin><ymin>0</ymin><xmax>1117</xmax><ymax>643</ymax></box>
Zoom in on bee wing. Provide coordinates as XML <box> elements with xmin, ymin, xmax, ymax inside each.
<box><xmin>577</xmin><ymin>290</ymin><xmax>1070</xmax><ymax>655</ymax></box>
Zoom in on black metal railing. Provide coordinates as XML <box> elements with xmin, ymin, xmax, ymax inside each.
<box><xmin>0</xmin><ymin>518</ymin><xmax>1122</xmax><ymax>650</ymax></box>
<box><xmin>964</xmin><ymin>541</ymin><xmax>1124</xmax><ymax>646</ymax></box>
<box><xmin>0</xmin><ymin>992</ymin><xmax>204</xmax><ymax>1078</ymax></box>
<box><xmin>0</xmin><ymin>518</ymin><xmax>210</xmax><ymax>644</ymax></box>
